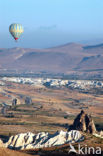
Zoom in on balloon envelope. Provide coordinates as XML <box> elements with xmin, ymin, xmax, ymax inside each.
<box><xmin>9</xmin><ymin>23</ymin><xmax>24</xmax><ymax>41</ymax></box>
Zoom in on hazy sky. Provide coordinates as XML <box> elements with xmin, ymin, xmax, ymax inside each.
<box><xmin>0</xmin><ymin>0</ymin><xmax>103</xmax><ymax>48</ymax></box>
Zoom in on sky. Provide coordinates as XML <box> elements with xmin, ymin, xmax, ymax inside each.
<box><xmin>0</xmin><ymin>0</ymin><xmax>103</xmax><ymax>48</ymax></box>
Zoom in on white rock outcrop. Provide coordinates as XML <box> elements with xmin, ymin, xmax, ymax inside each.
<box><xmin>93</xmin><ymin>131</ymin><xmax>103</xmax><ymax>139</ymax></box>
<box><xmin>0</xmin><ymin>139</ymin><xmax>5</xmax><ymax>148</ymax></box>
<box><xmin>2</xmin><ymin>77</ymin><xmax>103</xmax><ymax>90</ymax></box>
<box><xmin>5</xmin><ymin>130</ymin><xmax>83</xmax><ymax>150</ymax></box>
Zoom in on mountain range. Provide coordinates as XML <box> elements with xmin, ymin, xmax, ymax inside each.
<box><xmin>0</xmin><ymin>43</ymin><xmax>103</xmax><ymax>78</ymax></box>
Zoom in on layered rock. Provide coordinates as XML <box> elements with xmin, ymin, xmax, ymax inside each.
<box><xmin>71</xmin><ymin>110</ymin><xmax>96</xmax><ymax>134</ymax></box>
<box><xmin>0</xmin><ymin>139</ymin><xmax>5</xmax><ymax>148</ymax></box>
<box><xmin>4</xmin><ymin>130</ymin><xmax>83</xmax><ymax>150</ymax></box>
<box><xmin>94</xmin><ymin>131</ymin><xmax>103</xmax><ymax>138</ymax></box>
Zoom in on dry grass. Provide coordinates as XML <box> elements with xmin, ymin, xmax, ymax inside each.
<box><xmin>0</xmin><ymin>82</ymin><xmax>103</xmax><ymax>136</ymax></box>
<box><xmin>0</xmin><ymin>148</ymin><xmax>32</xmax><ymax>156</ymax></box>
<box><xmin>0</xmin><ymin>81</ymin><xmax>102</xmax><ymax>156</ymax></box>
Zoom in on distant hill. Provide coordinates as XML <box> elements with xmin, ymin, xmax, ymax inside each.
<box><xmin>0</xmin><ymin>43</ymin><xmax>103</xmax><ymax>78</ymax></box>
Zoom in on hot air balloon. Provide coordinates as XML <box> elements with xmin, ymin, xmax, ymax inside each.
<box><xmin>9</xmin><ymin>23</ymin><xmax>24</xmax><ymax>41</ymax></box>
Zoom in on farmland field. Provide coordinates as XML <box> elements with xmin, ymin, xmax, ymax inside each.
<box><xmin>0</xmin><ymin>79</ymin><xmax>103</xmax><ymax>136</ymax></box>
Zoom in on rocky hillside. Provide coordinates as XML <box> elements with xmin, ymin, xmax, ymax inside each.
<box><xmin>1</xmin><ymin>43</ymin><xmax>103</xmax><ymax>77</ymax></box>
<box><xmin>0</xmin><ymin>130</ymin><xmax>83</xmax><ymax>150</ymax></box>
<box><xmin>0</xmin><ymin>110</ymin><xmax>102</xmax><ymax>155</ymax></box>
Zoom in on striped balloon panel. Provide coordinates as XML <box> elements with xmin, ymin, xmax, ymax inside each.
<box><xmin>11</xmin><ymin>32</ymin><xmax>22</xmax><ymax>38</ymax></box>
<box><xmin>9</xmin><ymin>23</ymin><xmax>24</xmax><ymax>39</ymax></box>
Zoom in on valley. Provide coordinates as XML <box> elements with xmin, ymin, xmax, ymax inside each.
<box><xmin>0</xmin><ymin>77</ymin><xmax>102</xmax><ymax>137</ymax></box>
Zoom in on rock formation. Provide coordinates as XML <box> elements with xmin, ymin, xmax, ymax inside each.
<box><xmin>71</xmin><ymin>110</ymin><xmax>96</xmax><ymax>134</ymax></box>
<box><xmin>0</xmin><ymin>139</ymin><xmax>5</xmax><ymax>148</ymax></box>
<box><xmin>1</xmin><ymin>130</ymin><xmax>84</xmax><ymax>150</ymax></box>
<box><xmin>94</xmin><ymin>130</ymin><xmax>103</xmax><ymax>138</ymax></box>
